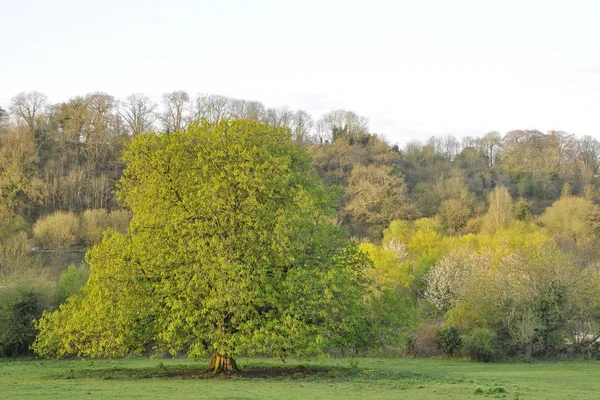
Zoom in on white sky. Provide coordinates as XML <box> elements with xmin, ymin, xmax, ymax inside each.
<box><xmin>1</xmin><ymin>0</ymin><xmax>600</xmax><ymax>146</ymax></box>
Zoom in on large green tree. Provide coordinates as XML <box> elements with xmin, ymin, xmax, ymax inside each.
<box><xmin>33</xmin><ymin>120</ymin><xmax>372</xmax><ymax>372</ymax></box>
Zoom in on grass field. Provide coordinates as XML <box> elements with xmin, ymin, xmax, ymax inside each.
<box><xmin>1</xmin><ymin>356</ymin><xmax>599</xmax><ymax>399</ymax></box>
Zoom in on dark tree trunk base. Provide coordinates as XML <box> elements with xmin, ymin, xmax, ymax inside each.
<box><xmin>208</xmin><ymin>353</ymin><xmax>239</xmax><ymax>374</ymax></box>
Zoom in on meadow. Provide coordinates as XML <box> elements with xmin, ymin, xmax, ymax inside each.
<box><xmin>1</xmin><ymin>357</ymin><xmax>599</xmax><ymax>399</ymax></box>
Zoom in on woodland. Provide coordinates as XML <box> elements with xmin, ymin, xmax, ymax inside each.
<box><xmin>2</xmin><ymin>90</ymin><xmax>600</xmax><ymax>367</ymax></box>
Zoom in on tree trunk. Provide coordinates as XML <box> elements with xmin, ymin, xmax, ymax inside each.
<box><xmin>525</xmin><ymin>342</ymin><xmax>532</xmax><ymax>360</ymax></box>
<box><xmin>208</xmin><ymin>352</ymin><xmax>239</xmax><ymax>374</ymax></box>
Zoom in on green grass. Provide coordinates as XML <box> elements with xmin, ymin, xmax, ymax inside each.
<box><xmin>1</xmin><ymin>357</ymin><xmax>599</xmax><ymax>399</ymax></box>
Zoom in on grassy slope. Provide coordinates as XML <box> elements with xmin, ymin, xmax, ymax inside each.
<box><xmin>1</xmin><ymin>357</ymin><xmax>599</xmax><ymax>399</ymax></box>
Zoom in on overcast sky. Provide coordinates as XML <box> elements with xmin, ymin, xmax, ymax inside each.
<box><xmin>2</xmin><ymin>0</ymin><xmax>600</xmax><ymax>146</ymax></box>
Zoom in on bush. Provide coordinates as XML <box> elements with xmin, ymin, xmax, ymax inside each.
<box><xmin>107</xmin><ymin>210</ymin><xmax>131</xmax><ymax>234</ymax></box>
<box><xmin>33</xmin><ymin>211</ymin><xmax>80</xmax><ymax>248</ymax></box>
<box><xmin>0</xmin><ymin>216</ymin><xmax>29</xmax><ymax>241</ymax></box>
<box><xmin>0</xmin><ymin>285</ymin><xmax>49</xmax><ymax>357</ymax></box>
<box><xmin>436</xmin><ymin>326</ymin><xmax>463</xmax><ymax>356</ymax></box>
<box><xmin>80</xmin><ymin>209</ymin><xmax>109</xmax><ymax>245</ymax></box>
<box><xmin>0</xmin><ymin>231</ymin><xmax>39</xmax><ymax>280</ymax></box>
<box><xmin>408</xmin><ymin>320</ymin><xmax>443</xmax><ymax>357</ymax></box>
<box><xmin>54</xmin><ymin>264</ymin><xmax>89</xmax><ymax>305</ymax></box>
<box><xmin>463</xmin><ymin>328</ymin><xmax>499</xmax><ymax>362</ymax></box>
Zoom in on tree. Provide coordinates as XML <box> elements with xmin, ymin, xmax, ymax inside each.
<box><xmin>290</xmin><ymin>110</ymin><xmax>314</xmax><ymax>144</ymax></box>
<box><xmin>477</xmin><ymin>131</ymin><xmax>501</xmax><ymax>167</ymax></box>
<box><xmin>342</xmin><ymin>164</ymin><xmax>414</xmax><ymax>240</ymax></box>
<box><xmin>33</xmin><ymin>120</ymin><xmax>373</xmax><ymax>372</ymax></box>
<box><xmin>9</xmin><ymin>91</ymin><xmax>47</xmax><ymax>132</ymax></box>
<box><xmin>576</xmin><ymin>135</ymin><xmax>600</xmax><ymax>184</ymax></box>
<box><xmin>160</xmin><ymin>91</ymin><xmax>191</xmax><ymax>133</ymax></box>
<box><xmin>539</xmin><ymin>195</ymin><xmax>600</xmax><ymax>247</ymax></box>
<box><xmin>435</xmin><ymin>175</ymin><xmax>475</xmax><ymax>233</ymax></box>
<box><xmin>316</xmin><ymin>109</ymin><xmax>369</xmax><ymax>144</ymax></box>
<box><xmin>481</xmin><ymin>186</ymin><xmax>513</xmax><ymax>234</ymax></box>
<box><xmin>0</xmin><ymin>126</ymin><xmax>44</xmax><ymax>221</ymax></box>
<box><xmin>194</xmin><ymin>94</ymin><xmax>232</xmax><ymax>123</ymax></box>
<box><xmin>32</xmin><ymin>211</ymin><xmax>80</xmax><ymax>248</ymax></box>
<box><xmin>118</xmin><ymin>93</ymin><xmax>157</xmax><ymax>135</ymax></box>
<box><xmin>0</xmin><ymin>106</ymin><xmax>8</xmax><ymax>128</ymax></box>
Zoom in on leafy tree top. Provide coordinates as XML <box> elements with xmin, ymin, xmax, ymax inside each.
<box><xmin>33</xmin><ymin>120</ymin><xmax>372</xmax><ymax>365</ymax></box>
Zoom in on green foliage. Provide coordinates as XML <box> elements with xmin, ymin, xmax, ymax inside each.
<box><xmin>34</xmin><ymin>120</ymin><xmax>379</xmax><ymax>361</ymax></box>
<box><xmin>463</xmin><ymin>328</ymin><xmax>499</xmax><ymax>362</ymax></box>
<box><xmin>0</xmin><ymin>285</ymin><xmax>49</xmax><ymax>357</ymax></box>
<box><xmin>359</xmin><ymin>243</ymin><xmax>413</xmax><ymax>290</ymax></box>
<box><xmin>5</xmin><ymin>90</ymin><xmax>600</xmax><ymax>362</ymax></box>
<box><xmin>513</xmin><ymin>198</ymin><xmax>531</xmax><ymax>221</ymax></box>
<box><xmin>382</xmin><ymin>220</ymin><xmax>415</xmax><ymax>246</ymax></box>
<box><xmin>54</xmin><ymin>264</ymin><xmax>89</xmax><ymax>305</ymax></box>
<box><xmin>358</xmin><ymin>243</ymin><xmax>418</xmax><ymax>348</ymax></box>
<box><xmin>0</xmin><ymin>215</ymin><xmax>29</xmax><ymax>241</ymax></box>
<box><xmin>436</xmin><ymin>326</ymin><xmax>462</xmax><ymax>356</ymax></box>
<box><xmin>0</xmin><ymin>128</ymin><xmax>44</xmax><ymax>221</ymax></box>
<box><xmin>481</xmin><ymin>186</ymin><xmax>513</xmax><ymax>234</ymax></box>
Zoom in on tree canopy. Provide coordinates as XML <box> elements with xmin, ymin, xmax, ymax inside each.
<box><xmin>33</xmin><ymin>120</ymin><xmax>373</xmax><ymax>371</ymax></box>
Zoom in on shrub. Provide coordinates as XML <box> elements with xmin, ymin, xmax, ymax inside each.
<box><xmin>80</xmin><ymin>209</ymin><xmax>109</xmax><ymax>246</ymax></box>
<box><xmin>0</xmin><ymin>216</ymin><xmax>29</xmax><ymax>241</ymax></box>
<box><xmin>107</xmin><ymin>210</ymin><xmax>131</xmax><ymax>234</ymax></box>
<box><xmin>436</xmin><ymin>326</ymin><xmax>463</xmax><ymax>356</ymax></box>
<box><xmin>54</xmin><ymin>264</ymin><xmax>89</xmax><ymax>305</ymax></box>
<box><xmin>408</xmin><ymin>320</ymin><xmax>443</xmax><ymax>357</ymax></box>
<box><xmin>33</xmin><ymin>211</ymin><xmax>80</xmax><ymax>248</ymax></box>
<box><xmin>463</xmin><ymin>328</ymin><xmax>499</xmax><ymax>362</ymax></box>
<box><xmin>0</xmin><ymin>231</ymin><xmax>38</xmax><ymax>280</ymax></box>
<box><xmin>0</xmin><ymin>285</ymin><xmax>49</xmax><ymax>357</ymax></box>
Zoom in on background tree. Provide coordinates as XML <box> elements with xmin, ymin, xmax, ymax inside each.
<box><xmin>10</xmin><ymin>91</ymin><xmax>47</xmax><ymax>133</ymax></box>
<box><xmin>342</xmin><ymin>164</ymin><xmax>414</xmax><ymax>240</ymax></box>
<box><xmin>118</xmin><ymin>93</ymin><xmax>157</xmax><ymax>135</ymax></box>
<box><xmin>539</xmin><ymin>195</ymin><xmax>600</xmax><ymax>250</ymax></box>
<box><xmin>0</xmin><ymin>126</ymin><xmax>43</xmax><ymax>221</ymax></box>
<box><xmin>481</xmin><ymin>186</ymin><xmax>513</xmax><ymax>234</ymax></box>
<box><xmin>160</xmin><ymin>91</ymin><xmax>192</xmax><ymax>133</ymax></box>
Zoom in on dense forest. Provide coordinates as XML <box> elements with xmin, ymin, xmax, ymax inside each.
<box><xmin>2</xmin><ymin>90</ymin><xmax>600</xmax><ymax>361</ymax></box>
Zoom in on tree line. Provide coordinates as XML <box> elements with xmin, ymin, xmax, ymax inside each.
<box><xmin>2</xmin><ymin>90</ymin><xmax>600</xmax><ymax>362</ymax></box>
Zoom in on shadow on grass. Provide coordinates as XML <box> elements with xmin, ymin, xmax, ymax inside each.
<box><xmin>52</xmin><ymin>364</ymin><xmax>348</xmax><ymax>380</ymax></box>
<box><xmin>49</xmin><ymin>362</ymin><xmax>436</xmax><ymax>382</ymax></box>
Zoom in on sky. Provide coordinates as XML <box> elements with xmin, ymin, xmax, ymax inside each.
<box><xmin>1</xmin><ymin>0</ymin><xmax>600</xmax><ymax>146</ymax></box>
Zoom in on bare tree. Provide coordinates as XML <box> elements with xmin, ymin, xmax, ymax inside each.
<box><xmin>194</xmin><ymin>94</ymin><xmax>233</xmax><ymax>123</ymax></box>
<box><xmin>118</xmin><ymin>93</ymin><xmax>157</xmax><ymax>135</ymax></box>
<box><xmin>229</xmin><ymin>99</ymin><xmax>265</xmax><ymax>121</ymax></box>
<box><xmin>316</xmin><ymin>109</ymin><xmax>369</xmax><ymax>144</ymax></box>
<box><xmin>262</xmin><ymin>107</ymin><xmax>293</xmax><ymax>130</ymax></box>
<box><xmin>81</xmin><ymin>92</ymin><xmax>120</xmax><ymax>173</ymax></box>
<box><xmin>9</xmin><ymin>91</ymin><xmax>47</xmax><ymax>132</ymax></box>
<box><xmin>290</xmin><ymin>110</ymin><xmax>314</xmax><ymax>144</ymax></box>
<box><xmin>0</xmin><ymin>106</ymin><xmax>8</xmax><ymax>129</ymax></box>
<box><xmin>160</xmin><ymin>91</ymin><xmax>191</xmax><ymax>133</ymax></box>
<box><xmin>576</xmin><ymin>135</ymin><xmax>600</xmax><ymax>182</ymax></box>
<box><xmin>476</xmin><ymin>131</ymin><xmax>501</xmax><ymax>166</ymax></box>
